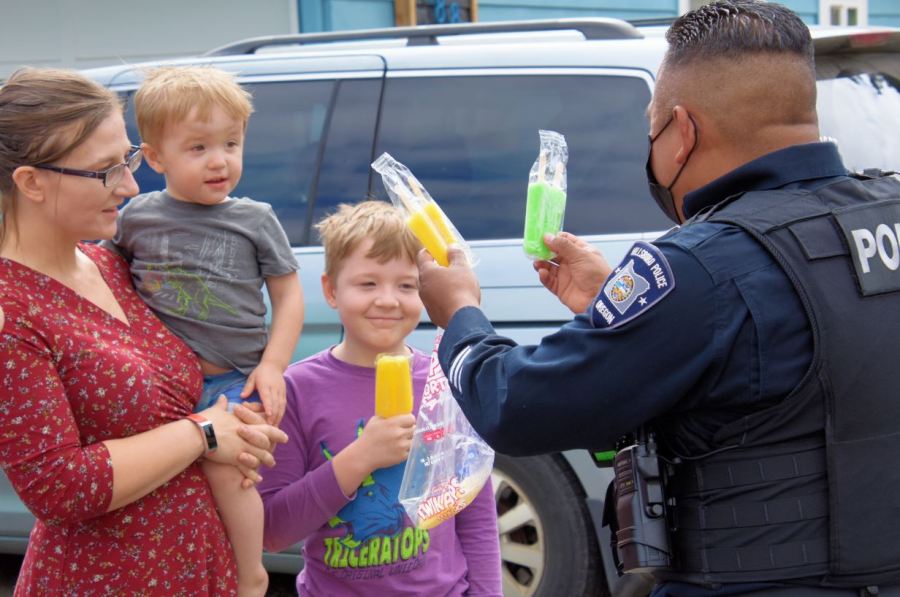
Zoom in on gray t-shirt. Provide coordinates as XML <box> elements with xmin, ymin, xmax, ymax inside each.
<box><xmin>102</xmin><ymin>190</ymin><xmax>298</xmax><ymax>374</ymax></box>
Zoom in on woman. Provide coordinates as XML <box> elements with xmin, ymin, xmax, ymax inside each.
<box><xmin>0</xmin><ymin>67</ymin><xmax>287</xmax><ymax>595</ymax></box>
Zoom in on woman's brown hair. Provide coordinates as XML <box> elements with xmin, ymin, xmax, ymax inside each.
<box><xmin>0</xmin><ymin>67</ymin><xmax>122</xmax><ymax>245</ymax></box>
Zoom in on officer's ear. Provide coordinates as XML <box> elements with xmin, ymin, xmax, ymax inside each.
<box><xmin>671</xmin><ymin>106</ymin><xmax>698</xmax><ymax>166</ymax></box>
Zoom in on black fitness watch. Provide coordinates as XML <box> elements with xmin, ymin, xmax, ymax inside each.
<box><xmin>187</xmin><ymin>413</ymin><xmax>218</xmax><ymax>453</ymax></box>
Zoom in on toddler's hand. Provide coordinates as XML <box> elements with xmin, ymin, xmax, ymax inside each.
<box><xmin>356</xmin><ymin>414</ymin><xmax>416</xmax><ymax>471</ymax></box>
<box><xmin>243</xmin><ymin>361</ymin><xmax>286</xmax><ymax>426</ymax></box>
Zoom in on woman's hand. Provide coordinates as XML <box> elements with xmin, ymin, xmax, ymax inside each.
<box><xmin>200</xmin><ymin>398</ymin><xmax>289</xmax><ymax>487</ymax></box>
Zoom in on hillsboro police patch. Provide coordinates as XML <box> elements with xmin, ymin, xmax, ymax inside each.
<box><xmin>591</xmin><ymin>241</ymin><xmax>675</xmax><ymax>329</ymax></box>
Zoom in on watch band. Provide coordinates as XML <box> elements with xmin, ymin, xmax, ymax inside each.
<box><xmin>187</xmin><ymin>413</ymin><xmax>218</xmax><ymax>453</ymax></box>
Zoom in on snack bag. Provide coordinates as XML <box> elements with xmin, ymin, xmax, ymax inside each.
<box><xmin>523</xmin><ymin>130</ymin><xmax>568</xmax><ymax>260</ymax></box>
<box><xmin>398</xmin><ymin>331</ymin><xmax>494</xmax><ymax>529</ymax></box>
<box><xmin>372</xmin><ymin>152</ymin><xmax>477</xmax><ymax>268</ymax></box>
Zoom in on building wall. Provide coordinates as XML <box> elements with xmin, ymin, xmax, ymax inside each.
<box><xmin>296</xmin><ymin>0</ymin><xmax>893</xmax><ymax>31</ymax></box>
<box><xmin>2</xmin><ymin>0</ymin><xmax>897</xmax><ymax>79</ymax></box>
<box><xmin>0</xmin><ymin>0</ymin><xmax>297</xmax><ymax>78</ymax></box>
<box><xmin>783</xmin><ymin>0</ymin><xmax>820</xmax><ymax>23</ymax></box>
<box><xmin>476</xmin><ymin>0</ymin><xmax>677</xmax><ymax>21</ymax></box>
<box><xmin>299</xmin><ymin>0</ymin><xmax>395</xmax><ymax>31</ymax></box>
<box><xmin>871</xmin><ymin>0</ymin><xmax>900</xmax><ymax>26</ymax></box>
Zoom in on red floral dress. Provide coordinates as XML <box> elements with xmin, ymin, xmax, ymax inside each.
<box><xmin>0</xmin><ymin>244</ymin><xmax>237</xmax><ymax>596</ymax></box>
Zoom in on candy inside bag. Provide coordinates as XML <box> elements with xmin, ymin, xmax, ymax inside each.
<box><xmin>523</xmin><ymin>130</ymin><xmax>568</xmax><ymax>261</ymax></box>
<box><xmin>372</xmin><ymin>152</ymin><xmax>477</xmax><ymax>268</ymax></box>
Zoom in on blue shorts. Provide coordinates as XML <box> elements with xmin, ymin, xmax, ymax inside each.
<box><xmin>195</xmin><ymin>369</ymin><xmax>262</xmax><ymax>413</ymax></box>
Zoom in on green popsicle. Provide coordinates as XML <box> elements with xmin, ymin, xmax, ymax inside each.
<box><xmin>523</xmin><ymin>180</ymin><xmax>567</xmax><ymax>260</ymax></box>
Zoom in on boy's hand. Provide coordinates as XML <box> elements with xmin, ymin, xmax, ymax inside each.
<box><xmin>243</xmin><ymin>361</ymin><xmax>287</xmax><ymax>426</ymax></box>
<box><xmin>332</xmin><ymin>414</ymin><xmax>416</xmax><ymax>496</ymax></box>
<box><xmin>356</xmin><ymin>414</ymin><xmax>416</xmax><ymax>471</ymax></box>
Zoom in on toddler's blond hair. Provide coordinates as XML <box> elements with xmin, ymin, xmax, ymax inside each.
<box><xmin>134</xmin><ymin>66</ymin><xmax>253</xmax><ymax>146</ymax></box>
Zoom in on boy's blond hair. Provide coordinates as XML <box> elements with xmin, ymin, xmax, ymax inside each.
<box><xmin>134</xmin><ymin>66</ymin><xmax>253</xmax><ymax>146</ymax></box>
<box><xmin>316</xmin><ymin>200</ymin><xmax>422</xmax><ymax>279</ymax></box>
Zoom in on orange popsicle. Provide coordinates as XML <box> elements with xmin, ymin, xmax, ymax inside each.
<box><xmin>375</xmin><ymin>354</ymin><xmax>414</xmax><ymax>418</ymax></box>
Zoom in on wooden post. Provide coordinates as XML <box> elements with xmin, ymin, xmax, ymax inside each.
<box><xmin>395</xmin><ymin>0</ymin><xmax>416</xmax><ymax>26</ymax></box>
<box><xmin>470</xmin><ymin>0</ymin><xmax>478</xmax><ymax>22</ymax></box>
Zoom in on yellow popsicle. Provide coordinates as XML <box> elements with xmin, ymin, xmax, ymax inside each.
<box><xmin>423</xmin><ymin>201</ymin><xmax>456</xmax><ymax>246</ymax></box>
<box><xmin>407</xmin><ymin>209</ymin><xmax>449</xmax><ymax>267</ymax></box>
<box><xmin>375</xmin><ymin>354</ymin><xmax>413</xmax><ymax>418</ymax></box>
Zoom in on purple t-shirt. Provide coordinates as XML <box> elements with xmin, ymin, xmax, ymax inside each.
<box><xmin>259</xmin><ymin>348</ymin><xmax>502</xmax><ymax>596</ymax></box>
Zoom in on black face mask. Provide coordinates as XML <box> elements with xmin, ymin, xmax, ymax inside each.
<box><xmin>645</xmin><ymin>114</ymin><xmax>698</xmax><ymax>224</ymax></box>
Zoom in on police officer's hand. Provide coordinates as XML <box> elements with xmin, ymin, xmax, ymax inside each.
<box><xmin>534</xmin><ymin>232</ymin><xmax>612</xmax><ymax>314</ymax></box>
<box><xmin>417</xmin><ymin>244</ymin><xmax>481</xmax><ymax>329</ymax></box>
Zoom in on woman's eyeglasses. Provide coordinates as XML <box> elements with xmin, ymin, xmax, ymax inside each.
<box><xmin>34</xmin><ymin>145</ymin><xmax>142</xmax><ymax>188</ymax></box>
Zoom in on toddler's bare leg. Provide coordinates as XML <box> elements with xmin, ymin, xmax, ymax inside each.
<box><xmin>202</xmin><ymin>460</ymin><xmax>268</xmax><ymax>597</ymax></box>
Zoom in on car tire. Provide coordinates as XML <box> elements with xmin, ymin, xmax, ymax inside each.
<box><xmin>492</xmin><ymin>453</ymin><xmax>608</xmax><ymax>597</ymax></box>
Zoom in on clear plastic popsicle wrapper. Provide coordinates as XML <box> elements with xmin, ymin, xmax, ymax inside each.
<box><xmin>371</xmin><ymin>152</ymin><xmax>477</xmax><ymax>268</ymax></box>
<box><xmin>523</xmin><ymin>130</ymin><xmax>568</xmax><ymax>260</ymax></box>
<box><xmin>374</xmin><ymin>353</ymin><xmax>413</xmax><ymax>418</ymax></box>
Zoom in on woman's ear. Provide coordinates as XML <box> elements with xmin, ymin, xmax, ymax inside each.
<box><xmin>321</xmin><ymin>273</ymin><xmax>338</xmax><ymax>309</ymax></box>
<box><xmin>10</xmin><ymin>166</ymin><xmax>47</xmax><ymax>204</ymax></box>
<box><xmin>140</xmin><ymin>142</ymin><xmax>166</xmax><ymax>174</ymax></box>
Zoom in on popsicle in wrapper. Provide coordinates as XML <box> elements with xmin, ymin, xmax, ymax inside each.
<box><xmin>524</xmin><ymin>176</ymin><xmax>567</xmax><ymax>261</ymax></box>
<box><xmin>422</xmin><ymin>201</ymin><xmax>456</xmax><ymax>246</ymax></box>
<box><xmin>371</xmin><ymin>152</ymin><xmax>477</xmax><ymax>268</ymax></box>
<box><xmin>404</xmin><ymin>199</ymin><xmax>450</xmax><ymax>267</ymax></box>
<box><xmin>374</xmin><ymin>354</ymin><xmax>413</xmax><ymax>418</ymax></box>
<box><xmin>523</xmin><ymin>130</ymin><xmax>568</xmax><ymax>260</ymax></box>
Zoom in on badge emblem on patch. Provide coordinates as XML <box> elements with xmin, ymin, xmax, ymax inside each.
<box><xmin>591</xmin><ymin>241</ymin><xmax>675</xmax><ymax>329</ymax></box>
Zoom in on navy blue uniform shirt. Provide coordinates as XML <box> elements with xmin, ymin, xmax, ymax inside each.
<box><xmin>438</xmin><ymin>142</ymin><xmax>848</xmax><ymax>595</ymax></box>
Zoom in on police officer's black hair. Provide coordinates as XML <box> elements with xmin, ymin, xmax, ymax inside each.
<box><xmin>666</xmin><ymin>0</ymin><xmax>814</xmax><ymax>69</ymax></box>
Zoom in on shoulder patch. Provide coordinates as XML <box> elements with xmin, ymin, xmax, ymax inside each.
<box><xmin>591</xmin><ymin>241</ymin><xmax>675</xmax><ymax>329</ymax></box>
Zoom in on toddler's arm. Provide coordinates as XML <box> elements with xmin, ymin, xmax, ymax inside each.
<box><xmin>243</xmin><ymin>272</ymin><xmax>304</xmax><ymax>425</ymax></box>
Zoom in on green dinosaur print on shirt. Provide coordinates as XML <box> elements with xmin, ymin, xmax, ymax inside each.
<box><xmin>142</xmin><ymin>264</ymin><xmax>238</xmax><ymax>321</ymax></box>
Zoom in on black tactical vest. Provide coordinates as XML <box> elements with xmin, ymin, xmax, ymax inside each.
<box><xmin>656</xmin><ymin>173</ymin><xmax>900</xmax><ymax>587</ymax></box>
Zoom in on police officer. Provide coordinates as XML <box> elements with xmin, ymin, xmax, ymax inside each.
<box><xmin>416</xmin><ymin>1</ymin><xmax>900</xmax><ymax>595</ymax></box>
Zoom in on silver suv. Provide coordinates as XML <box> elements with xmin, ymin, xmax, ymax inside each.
<box><xmin>2</xmin><ymin>18</ymin><xmax>898</xmax><ymax>597</ymax></box>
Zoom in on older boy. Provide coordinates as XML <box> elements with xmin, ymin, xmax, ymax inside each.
<box><xmin>104</xmin><ymin>66</ymin><xmax>304</xmax><ymax>596</ymax></box>
<box><xmin>259</xmin><ymin>201</ymin><xmax>501</xmax><ymax>596</ymax></box>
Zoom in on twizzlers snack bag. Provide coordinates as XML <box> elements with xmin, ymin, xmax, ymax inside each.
<box><xmin>398</xmin><ymin>331</ymin><xmax>494</xmax><ymax>530</ymax></box>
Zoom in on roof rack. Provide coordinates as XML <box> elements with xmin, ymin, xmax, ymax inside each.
<box><xmin>205</xmin><ymin>18</ymin><xmax>642</xmax><ymax>56</ymax></box>
<box><xmin>627</xmin><ymin>17</ymin><xmax>676</xmax><ymax>27</ymax></box>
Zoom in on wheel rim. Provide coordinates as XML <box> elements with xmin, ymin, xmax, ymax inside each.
<box><xmin>492</xmin><ymin>468</ymin><xmax>545</xmax><ymax>597</ymax></box>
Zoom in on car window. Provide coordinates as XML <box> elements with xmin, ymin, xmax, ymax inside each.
<box><xmin>309</xmin><ymin>78</ymin><xmax>383</xmax><ymax>243</ymax></box>
<box><xmin>123</xmin><ymin>93</ymin><xmax>164</xmax><ymax>193</ymax></box>
<box><xmin>123</xmin><ymin>81</ymin><xmax>335</xmax><ymax>245</ymax></box>
<box><xmin>817</xmin><ymin>53</ymin><xmax>900</xmax><ymax>172</ymax></box>
<box><xmin>374</xmin><ymin>73</ymin><xmax>671</xmax><ymax>240</ymax></box>
<box><xmin>237</xmin><ymin>80</ymin><xmax>335</xmax><ymax>245</ymax></box>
